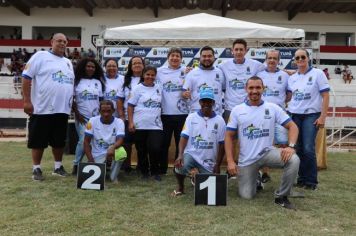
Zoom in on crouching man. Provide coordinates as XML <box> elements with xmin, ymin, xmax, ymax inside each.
<box><xmin>225</xmin><ymin>76</ymin><xmax>300</xmax><ymax>210</ymax></box>
<box><xmin>172</xmin><ymin>89</ymin><xmax>226</xmax><ymax>196</ymax></box>
<box><xmin>84</xmin><ymin>100</ymin><xmax>126</xmax><ymax>183</ymax></box>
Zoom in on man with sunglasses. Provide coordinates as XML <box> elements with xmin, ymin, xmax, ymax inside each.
<box><xmin>287</xmin><ymin>48</ymin><xmax>330</xmax><ymax>191</ymax></box>
<box><xmin>257</xmin><ymin>50</ymin><xmax>290</xmax><ymax>183</ymax></box>
<box><xmin>22</xmin><ymin>33</ymin><xmax>74</xmax><ymax>181</ymax></box>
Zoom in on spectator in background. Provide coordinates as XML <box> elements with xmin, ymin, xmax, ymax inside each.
<box><xmin>66</xmin><ymin>48</ymin><xmax>71</xmax><ymax>59</ymax></box>
<box><xmin>72</xmin><ymin>48</ymin><xmax>80</xmax><ymax>60</ymax></box>
<box><xmin>88</xmin><ymin>48</ymin><xmax>96</xmax><ymax>59</ymax></box>
<box><xmin>80</xmin><ymin>47</ymin><xmax>87</xmax><ymax>59</ymax></box>
<box><xmin>323</xmin><ymin>68</ymin><xmax>331</xmax><ymax>80</ymax></box>
<box><xmin>342</xmin><ymin>65</ymin><xmax>352</xmax><ymax>84</ymax></box>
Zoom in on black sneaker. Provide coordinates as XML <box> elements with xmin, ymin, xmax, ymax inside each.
<box><xmin>32</xmin><ymin>168</ymin><xmax>44</xmax><ymax>181</ymax></box>
<box><xmin>261</xmin><ymin>173</ymin><xmax>271</xmax><ymax>183</ymax></box>
<box><xmin>275</xmin><ymin>196</ymin><xmax>296</xmax><ymax>210</ymax></box>
<box><xmin>71</xmin><ymin>165</ymin><xmax>78</xmax><ymax>176</ymax></box>
<box><xmin>304</xmin><ymin>184</ymin><xmax>317</xmax><ymax>191</ymax></box>
<box><xmin>153</xmin><ymin>175</ymin><xmax>162</xmax><ymax>182</ymax></box>
<box><xmin>294</xmin><ymin>182</ymin><xmax>305</xmax><ymax>188</ymax></box>
<box><xmin>52</xmin><ymin>166</ymin><xmax>68</xmax><ymax>177</ymax></box>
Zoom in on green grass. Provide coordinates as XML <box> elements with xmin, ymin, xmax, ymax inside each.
<box><xmin>0</xmin><ymin>142</ymin><xmax>355</xmax><ymax>235</ymax></box>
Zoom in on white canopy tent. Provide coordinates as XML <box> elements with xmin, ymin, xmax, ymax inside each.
<box><xmin>103</xmin><ymin>13</ymin><xmax>305</xmax><ymax>41</ymax></box>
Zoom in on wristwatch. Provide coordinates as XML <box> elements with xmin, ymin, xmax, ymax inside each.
<box><xmin>288</xmin><ymin>143</ymin><xmax>296</xmax><ymax>149</ymax></box>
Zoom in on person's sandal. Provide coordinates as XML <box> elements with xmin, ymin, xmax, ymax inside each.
<box><xmin>171</xmin><ymin>190</ymin><xmax>185</xmax><ymax>197</ymax></box>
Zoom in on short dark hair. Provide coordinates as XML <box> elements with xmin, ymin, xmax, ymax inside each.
<box><xmin>232</xmin><ymin>39</ymin><xmax>247</xmax><ymax>49</ymax></box>
<box><xmin>167</xmin><ymin>47</ymin><xmax>182</xmax><ymax>58</ymax></box>
<box><xmin>266</xmin><ymin>49</ymin><xmax>280</xmax><ymax>61</ymax></box>
<box><xmin>99</xmin><ymin>100</ymin><xmax>115</xmax><ymax>111</ymax></box>
<box><xmin>140</xmin><ymin>65</ymin><xmax>157</xmax><ymax>83</ymax></box>
<box><xmin>104</xmin><ymin>58</ymin><xmax>118</xmax><ymax>68</ymax></box>
<box><xmin>200</xmin><ymin>46</ymin><xmax>215</xmax><ymax>56</ymax></box>
<box><xmin>246</xmin><ymin>76</ymin><xmax>264</xmax><ymax>87</ymax></box>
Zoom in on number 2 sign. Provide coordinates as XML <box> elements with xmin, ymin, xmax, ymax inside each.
<box><xmin>77</xmin><ymin>163</ymin><xmax>106</xmax><ymax>191</ymax></box>
<box><xmin>194</xmin><ymin>174</ymin><xmax>227</xmax><ymax>206</ymax></box>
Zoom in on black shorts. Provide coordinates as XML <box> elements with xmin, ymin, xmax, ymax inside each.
<box><xmin>27</xmin><ymin>113</ymin><xmax>69</xmax><ymax>149</ymax></box>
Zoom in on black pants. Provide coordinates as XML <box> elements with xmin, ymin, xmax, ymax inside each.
<box><xmin>161</xmin><ymin>114</ymin><xmax>187</xmax><ymax>174</ymax></box>
<box><xmin>134</xmin><ymin>130</ymin><xmax>163</xmax><ymax>176</ymax></box>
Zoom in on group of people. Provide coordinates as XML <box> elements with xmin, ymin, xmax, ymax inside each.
<box><xmin>21</xmin><ymin>33</ymin><xmax>330</xmax><ymax>210</ymax></box>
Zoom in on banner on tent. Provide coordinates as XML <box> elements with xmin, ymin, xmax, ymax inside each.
<box><xmin>102</xmin><ymin>47</ymin><xmax>312</xmax><ymax>75</ymax></box>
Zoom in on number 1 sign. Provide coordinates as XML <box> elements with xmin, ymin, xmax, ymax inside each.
<box><xmin>194</xmin><ymin>174</ymin><xmax>228</xmax><ymax>206</ymax></box>
<box><xmin>77</xmin><ymin>163</ymin><xmax>106</xmax><ymax>191</ymax></box>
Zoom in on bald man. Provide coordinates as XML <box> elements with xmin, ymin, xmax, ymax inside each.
<box><xmin>22</xmin><ymin>33</ymin><xmax>75</xmax><ymax>181</ymax></box>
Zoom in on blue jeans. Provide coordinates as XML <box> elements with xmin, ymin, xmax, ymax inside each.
<box><xmin>291</xmin><ymin>112</ymin><xmax>320</xmax><ymax>187</ymax></box>
<box><xmin>175</xmin><ymin>153</ymin><xmax>211</xmax><ymax>176</ymax></box>
<box><xmin>73</xmin><ymin>120</ymin><xmax>87</xmax><ymax>165</ymax></box>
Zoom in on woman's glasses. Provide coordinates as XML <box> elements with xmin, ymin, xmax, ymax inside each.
<box><xmin>295</xmin><ymin>55</ymin><xmax>307</xmax><ymax>61</ymax></box>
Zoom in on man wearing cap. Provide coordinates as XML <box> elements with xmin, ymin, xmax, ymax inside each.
<box><xmin>225</xmin><ymin>76</ymin><xmax>300</xmax><ymax>210</ymax></box>
<box><xmin>172</xmin><ymin>89</ymin><xmax>226</xmax><ymax>196</ymax></box>
<box><xmin>84</xmin><ymin>100</ymin><xmax>126</xmax><ymax>183</ymax></box>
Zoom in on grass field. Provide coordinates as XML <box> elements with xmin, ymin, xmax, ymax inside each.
<box><xmin>0</xmin><ymin>142</ymin><xmax>355</xmax><ymax>235</ymax></box>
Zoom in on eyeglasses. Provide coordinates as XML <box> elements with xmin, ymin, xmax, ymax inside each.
<box><xmin>295</xmin><ymin>55</ymin><xmax>307</xmax><ymax>61</ymax></box>
<box><xmin>267</xmin><ymin>57</ymin><xmax>278</xmax><ymax>60</ymax></box>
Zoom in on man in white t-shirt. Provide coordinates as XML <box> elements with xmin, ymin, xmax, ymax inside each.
<box><xmin>22</xmin><ymin>33</ymin><xmax>74</xmax><ymax>181</ymax></box>
<box><xmin>172</xmin><ymin>89</ymin><xmax>225</xmax><ymax>196</ymax></box>
<box><xmin>219</xmin><ymin>38</ymin><xmax>265</xmax><ymax>121</ymax></box>
<box><xmin>257</xmin><ymin>49</ymin><xmax>290</xmax><ymax>183</ymax></box>
<box><xmin>182</xmin><ymin>46</ymin><xmax>225</xmax><ymax>115</ymax></box>
<box><xmin>225</xmin><ymin>76</ymin><xmax>300</xmax><ymax>210</ymax></box>
<box><xmin>84</xmin><ymin>100</ymin><xmax>125</xmax><ymax>182</ymax></box>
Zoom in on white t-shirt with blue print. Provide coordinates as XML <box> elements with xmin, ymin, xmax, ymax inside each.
<box><xmin>156</xmin><ymin>65</ymin><xmax>189</xmax><ymax>115</ymax></box>
<box><xmin>128</xmin><ymin>83</ymin><xmax>163</xmax><ymax>130</ymax></box>
<box><xmin>182</xmin><ymin>66</ymin><xmax>225</xmax><ymax>115</ymax></box>
<box><xmin>117</xmin><ymin>76</ymin><xmax>140</xmax><ymax>120</ymax></box>
<box><xmin>219</xmin><ymin>58</ymin><xmax>265</xmax><ymax>111</ymax></box>
<box><xmin>287</xmin><ymin>67</ymin><xmax>330</xmax><ymax>114</ymax></box>
<box><xmin>104</xmin><ymin>75</ymin><xmax>124</xmax><ymax>116</ymax></box>
<box><xmin>257</xmin><ymin>69</ymin><xmax>289</xmax><ymax>108</ymax></box>
<box><xmin>227</xmin><ymin>101</ymin><xmax>291</xmax><ymax>167</ymax></box>
<box><xmin>181</xmin><ymin>111</ymin><xmax>226</xmax><ymax>172</ymax></box>
<box><xmin>75</xmin><ymin>78</ymin><xmax>103</xmax><ymax>120</ymax></box>
<box><xmin>22</xmin><ymin>51</ymin><xmax>74</xmax><ymax>115</ymax></box>
<box><xmin>85</xmin><ymin>115</ymin><xmax>125</xmax><ymax>160</ymax></box>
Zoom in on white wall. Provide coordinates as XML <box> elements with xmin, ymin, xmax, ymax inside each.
<box><xmin>1</xmin><ymin>7</ymin><xmax>356</xmax><ymax>50</ymax></box>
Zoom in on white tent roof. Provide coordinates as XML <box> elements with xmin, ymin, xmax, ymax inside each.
<box><xmin>103</xmin><ymin>13</ymin><xmax>304</xmax><ymax>40</ymax></box>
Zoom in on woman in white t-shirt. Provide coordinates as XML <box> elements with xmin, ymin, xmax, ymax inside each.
<box><xmin>127</xmin><ymin>66</ymin><xmax>163</xmax><ymax>181</ymax></box>
<box><xmin>287</xmin><ymin>49</ymin><xmax>330</xmax><ymax>190</ymax></box>
<box><xmin>117</xmin><ymin>56</ymin><xmax>144</xmax><ymax>173</ymax></box>
<box><xmin>156</xmin><ymin>48</ymin><xmax>189</xmax><ymax>175</ymax></box>
<box><xmin>103</xmin><ymin>58</ymin><xmax>124</xmax><ymax>118</ymax></box>
<box><xmin>72</xmin><ymin>58</ymin><xmax>105</xmax><ymax>175</ymax></box>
